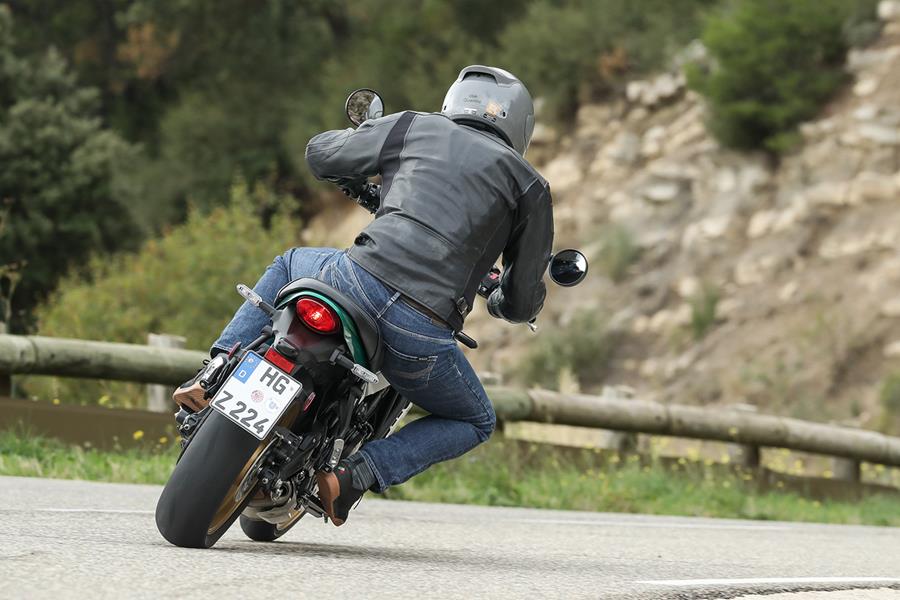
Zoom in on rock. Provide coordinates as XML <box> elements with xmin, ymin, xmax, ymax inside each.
<box><xmin>677</xmin><ymin>276</ymin><xmax>700</xmax><ymax>298</ymax></box>
<box><xmin>848</xmin><ymin>172</ymin><xmax>897</xmax><ymax>204</ymax></box>
<box><xmin>820</xmin><ymin>229</ymin><xmax>900</xmax><ymax>259</ymax></box>
<box><xmin>647</xmin><ymin>160</ymin><xmax>699</xmax><ymax>181</ymax></box>
<box><xmin>771</xmin><ymin>201</ymin><xmax>809</xmax><ymax>233</ymax></box>
<box><xmin>805</xmin><ymin>181</ymin><xmax>851</xmax><ymax>206</ymax></box>
<box><xmin>626</xmin><ymin>80</ymin><xmax>645</xmax><ymax>104</ymax></box>
<box><xmin>605</xmin><ymin>130</ymin><xmax>642</xmax><ymax>165</ymax></box>
<box><xmin>541</xmin><ymin>155</ymin><xmax>582</xmax><ymax>191</ymax></box>
<box><xmin>600</xmin><ymin>385</ymin><xmax>636</xmax><ymax>400</ymax></box>
<box><xmin>858</xmin><ymin>123</ymin><xmax>900</xmax><ymax>145</ymax></box>
<box><xmin>626</xmin><ymin>72</ymin><xmax>686</xmax><ymax>106</ymax></box>
<box><xmin>847</xmin><ymin>46</ymin><xmax>900</xmax><ymax>72</ymax></box>
<box><xmin>646</xmin><ymin>304</ymin><xmax>692</xmax><ymax>332</ymax></box>
<box><xmin>884</xmin><ymin>341</ymin><xmax>900</xmax><ymax>357</ymax></box>
<box><xmin>642</xmin><ymin>181</ymin><xmax>682</xmax><ymax>203</ymax></box>
<box><xmin>778</xmin><ymin>281</ymin><xmax>799</xmax><ymax>302</ymax></box>
<box><xmin>642</xmin><ymin>126</ymin><xmax>667</xmax><ymax>158</ymax></box>
<box><xmin>747</xmin><ymin>210</ymin><xmax>779</xmax><ymax>238</ymax></box>
<box><xmin>737</xmin><ymin>163</ymin><xmax>771</xmax><ymax>194</ymax></box>
<box><xmin>530</xmin><ymin>122</ymin><xmax>558</xmax><ymax>146</ymax></box>
<box><xmin>878</xmin><ymin>0</ymin><xmax>900</xmax><ymax>21</ymax></box>
<box><xmin>665</xmin><ymin>121</ymin><xmax>706</xmax><ymax>152</ymax></box>
<box><xmin>734</xmin><ymin>253</ymin><xmax>782</xmax><ymax>286</ymax></box>
<box><xmin>879</xmin><ymin>107</ymin><xmax>900</xmax><ymax>126</ymax></box>
<box><xmin>681</xmin><ymin>216</ymin><xmax>732</xmax><ymax>248</ymax></box>
<box><xmin>854</xmin><ymin>77</ymin><xmax>879</xmax><ymax>97</ymax></box>
<box><xmin>632</xmin><ymin>314</ymin><xmax>651</xmax><ymax>333</ymax></box>
<box><xmin>717</xmin><ymin>297</ymin><xmax>742</xmax><ymax>319</ymax></box>
<box><xmin>880</xmin><ymin>298</ymin><xmax>900</xmax><ymax>317</ymax></box>
<box><xmin>575</xmin><ymin>104</ymin><xmax>611</xmax><ymax>129</ymax></box>
<box><xmin>853</xmin><ymin>104</ymin><xmax>879</xmax><ymax>121</ymax></box>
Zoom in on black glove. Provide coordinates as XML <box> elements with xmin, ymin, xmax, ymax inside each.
<box><xmin>486</xmin><ymin>288</ymin><xmax>507</xmax><ymax>321</ymax></box>
<box><xmin>357</xmin><ymin>183</ymin><xmax>381</xmax><ymax>213</ymax></box>
<box><xmin>340</xmin><ymin>180</ymin><xmax>367</xmax><ymax>199</ymax></box>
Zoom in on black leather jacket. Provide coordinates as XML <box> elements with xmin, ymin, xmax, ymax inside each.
<box><xmin>305</xmin><ymin>111</ymin><xmax>554</xmax><ymax>332</ymax></box>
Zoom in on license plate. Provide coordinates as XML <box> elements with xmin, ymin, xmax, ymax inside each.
<box><xmin>210</xmin><ymin>351</ymin><xmax>302</xmax><ymax>440</ymax></box>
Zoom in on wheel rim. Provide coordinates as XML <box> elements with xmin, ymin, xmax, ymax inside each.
<box><xmin>206</xmin><ymin>403</ymin><xmax>302</xmax><ymax>536</ymax></box>
<box><xmin>207</xmin><ymin>439</ymin><xmax>269</xmax><ymax>534</ymax></box>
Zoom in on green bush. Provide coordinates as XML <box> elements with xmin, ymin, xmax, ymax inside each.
<box><xmin>22</xmin><ymin>183</ymin><xmax>300</xmax><ymax>407</ymax></box>
<box><xmin>516</xmin><ymin>310</ymin><xmax>620</xmax><ymax>391</ymax></box>
<box><xmin>596</xmin><ymin>225</ymin><xmax>641</xmax><ymax>283</ymax></box>
<box><xmin>688</xmin><ymin>0</ymin><xmax>880</xmax><ymax>153</ymax></box>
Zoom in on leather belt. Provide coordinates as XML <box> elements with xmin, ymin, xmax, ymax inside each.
<box><xmin>399</xmin><ymin>295</ymin><xmax>451</xmax><ymax>329</ymax></box>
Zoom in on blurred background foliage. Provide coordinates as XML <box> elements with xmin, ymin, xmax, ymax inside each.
<box><xmin>0</xmin><ymin>0</ymin><xmax>883</xmax><ymax>344</ymax></box>
<box><xmin>687</xmin><ymin>0</ymin><xmax>881</xmax><ymax>153</ymax></box>
<box><xmin>23</xmin><ymin>182</ymin><xmax>298</xmax><ymax>405</ymax></box>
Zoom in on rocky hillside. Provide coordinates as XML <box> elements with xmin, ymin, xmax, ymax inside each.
<box><xmin>304</xmin><ymin>5</ymin><xmax>900</xmax><ymax>429</ymax></box>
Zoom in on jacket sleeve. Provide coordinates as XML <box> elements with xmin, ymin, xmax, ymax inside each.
<box><xmin>304</xmin><ymin>112</ymin><xmax>405</xmax><ymax>186</ymax></box>
<box><xmin>487</xmin><ymin>180</ymin><xmax>554</xmax><ymax>323</ymax></box>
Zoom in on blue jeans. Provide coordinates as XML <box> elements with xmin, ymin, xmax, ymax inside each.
<box><xmin>213</xmin><ymin>248</ymin><xmax>496</xmax><ymax>492</ymax></box>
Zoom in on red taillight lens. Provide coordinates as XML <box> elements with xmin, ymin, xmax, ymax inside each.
<box><xmin>296</xmin><ymin>297</ymin><xmax>339</xmax><ymax>334</ymax></box>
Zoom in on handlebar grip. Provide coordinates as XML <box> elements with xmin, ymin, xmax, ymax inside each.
<box><xmin>477</xmin><ymin>267</ymin><xmax>502</xmax><ymax>298</ymax></box>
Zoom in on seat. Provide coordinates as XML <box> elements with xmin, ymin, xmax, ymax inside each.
<box><xmin>276</xmin><ymin>278</ymin><xmax>383</xmax><ymax>371</ymax></box>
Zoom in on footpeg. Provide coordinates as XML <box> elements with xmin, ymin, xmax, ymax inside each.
<box><xmin>327</xmin><ymin>438</ymin><xmax>344</xmax><ymax>469</ymax></box>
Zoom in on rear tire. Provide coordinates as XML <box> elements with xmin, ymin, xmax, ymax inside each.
<box><xmin>155</xmin><ymin>411</ymin><xmax>266</xmax><ymax>548</ymax></box>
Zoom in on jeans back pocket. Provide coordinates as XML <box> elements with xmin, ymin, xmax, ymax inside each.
<box><xmin>383</xmin><ymin>342</ymin><xmax>438</xmax><ymax>392</ymax></box>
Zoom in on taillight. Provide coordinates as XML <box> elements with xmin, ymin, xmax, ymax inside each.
<box><xmin>296</xmin><ymin>297</ymin><xmax>339</xmax><ymax>334</ymax></box>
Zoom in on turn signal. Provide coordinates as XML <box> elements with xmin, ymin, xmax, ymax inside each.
<box><xmin>296</xmin><ymin>297</ymin><xmax>339</xmax><ymax>334</ymax></box>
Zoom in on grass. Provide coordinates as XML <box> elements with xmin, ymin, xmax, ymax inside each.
<box><xmin>689</xmin><ymin>282</ymin><xmax>720</xmax><ymax>340</ymax></box>
<box><xmin>385</xmin><ymin>438</ymin><xmax>900</xmax><ymax>527</ymax></box>
<box><xmin>0</xmin><ymin>428</ymin><xmax>177</xmax><ymax>484</ymax></box>
<box><xmin>2</xmin><ymin>429</ymin><xmax>897</xmax><ymax>526</ymax></box>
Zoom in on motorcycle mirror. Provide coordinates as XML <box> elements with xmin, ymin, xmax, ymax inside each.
<box><xmin>548</xmin><ymin>249</ymin><xmax>588</xmax><ymax>287</ymax></box>
<box><xmin>345</xmin><ymin>88</ymin><xmax>385</xmax><ymax>127</ymax></box>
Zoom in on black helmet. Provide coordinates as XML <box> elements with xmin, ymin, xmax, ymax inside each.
<box><xmin>441</xmin><ymin>65</ymin><xmax>535</xmax><ymax>156</ymax></box>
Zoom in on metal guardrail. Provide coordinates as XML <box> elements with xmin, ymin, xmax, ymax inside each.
<box><xmin>3</xmin><ymin>334</ymin><xmax>900</xmax><ymax>476</ymax></box>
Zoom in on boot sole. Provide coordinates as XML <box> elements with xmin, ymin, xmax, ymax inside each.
<box><xmin>315</xmin><ymin>471</ymin><xmax>345</xmax><ymax>526</ymax></box>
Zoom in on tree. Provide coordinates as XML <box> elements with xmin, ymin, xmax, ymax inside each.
<box><xmin>0</xmin><ymin>5</ymin><xmax>139</xmax><ymax>331</ymax></box>
<box><xmin>687</xmin><ymin>0</ymin><xmax>879</xmax><ymax>153</ymax></box>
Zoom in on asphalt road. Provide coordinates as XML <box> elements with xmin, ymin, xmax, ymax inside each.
<box><xmin>0</xmin><ymin>476</ymin><xmax>898</xmax><ymax>600</ymax></box>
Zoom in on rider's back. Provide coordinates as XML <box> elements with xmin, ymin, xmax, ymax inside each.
<box><xmin>306</xmin><ymin>110</ymin><xmax>553</xmax><ymax>331</ymax></box>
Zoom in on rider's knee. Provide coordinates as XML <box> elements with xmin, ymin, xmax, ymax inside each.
<box><xmin>474</xmin><ymin>407</ymin><xmax>496</xmax><ymax>443</ymax></box>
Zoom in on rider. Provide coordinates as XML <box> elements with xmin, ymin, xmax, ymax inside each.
<box><xmin>174</xmin><ymin>65</ymin><xmax>553</xmax><ymax>526</ymax></box>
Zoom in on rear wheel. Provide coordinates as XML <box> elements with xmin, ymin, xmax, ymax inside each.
<box><xmin>155</xmin><ymin>411</ymin><xmax>268</xmax><ymax>548</ymax></box>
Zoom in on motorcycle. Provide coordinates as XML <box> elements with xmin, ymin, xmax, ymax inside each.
<box><xmin>154</xmin><ymin>89</ymin><xmax>589</xmax><ymax>549</ymax></box>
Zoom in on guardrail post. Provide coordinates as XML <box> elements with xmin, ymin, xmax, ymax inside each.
<box><xmin>146</xmin><ymin>333</ymin><xmax>187</xmax><ymax>412</ymax></box>
<box><xmin>612</xmin><ymin>431</ymin><xmax>639</xmax><ymax>454</ymax></box>
<box><xmin>832</xmin><ymin>457</ymin><xmax>861</xmax><ymax>483</ymax></box>
<box><xmin>0</xmin><ymin>321</ymin><xmax>9</xmax><ymax>397</ymax></box>
<box><xmin>736</xmin><ymin>444</ymin><xmax>761</xmax><ymax>469</ymax></box>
